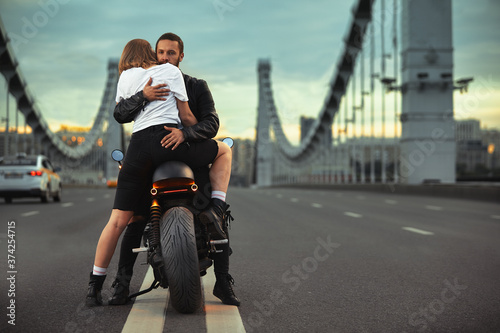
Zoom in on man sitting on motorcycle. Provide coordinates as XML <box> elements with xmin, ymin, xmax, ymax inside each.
<box><xmin>104</xmin><ymin>33</ymin><xmax>240</xmax><ymax>307</ymax></box>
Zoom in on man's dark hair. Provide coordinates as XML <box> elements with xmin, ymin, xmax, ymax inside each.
<box><xmin>155</xmin><ymin>32</ymin><xmax>184</xmax><ymax>54</ymax></box>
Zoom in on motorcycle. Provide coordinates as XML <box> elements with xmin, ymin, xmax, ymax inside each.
<box><xmin>110</xmin><ymin>137</ymin><xmax>233</xmax><ymax>313</ymax></box>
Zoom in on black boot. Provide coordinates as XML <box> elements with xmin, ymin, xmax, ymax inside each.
<box><xmin>199</xmin><ymin>198</ymin><xmax>229</xmax><ymax>239</ymax></box>
<box><xmin>86</xmin><ymin>273</ymin><xmax>106</xmax><ymax>307</ymax></box>
<box><xmin>108</xmin><ymin>273</ymin><xmax>131</xmax><ymax>305</ymax></box>
<box><xmin>108</xmin><ymin>219</ymin><xmax>146</xmax><ymax>305</ymax></box>
<box><xmin>213</xmin><ymin>274</ymin><xmax>240</xmax><ymax>306</ymax></box>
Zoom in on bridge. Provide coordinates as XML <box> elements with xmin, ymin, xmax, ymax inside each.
<box><xmin>255</xmin><ymin>0</ymin><xmax>475</xmax><ymax>188</ymax></box>
<box><xmin>0</xmin><ymin>17</ymin><xmax>122</xmax><ymax>184</ymax></box>
<box><xmin>0</xmin><ymin>0</ymin><xmax>491</xmax><ymax>193</ymax></box>
<box><xmin>1</xmin><ymin>1</ymin><xmax>499</xmax><ymax>332</ymax></box>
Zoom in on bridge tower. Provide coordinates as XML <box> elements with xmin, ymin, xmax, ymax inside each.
<box><xmin>255</xmin><ymin>59</ymin><xmax>273</xmax><ymax>187</ymax></box>
<box><xmin>399</xmin><ymin>0</ymin><xmax>455</xmax><ymax>183</ymax></box>
<box><xmin>103</xmin><ymin>59</ymin><xmax>122</xmax><ymax>182</ymax></box>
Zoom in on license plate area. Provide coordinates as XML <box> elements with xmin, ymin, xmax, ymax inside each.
<box><xmin>5</xmin><ymin>173</ymin><xmax>23</xmax><ymax>179</ymax></box>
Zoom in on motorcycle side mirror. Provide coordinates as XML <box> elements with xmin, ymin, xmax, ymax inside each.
<box><xmin>222</xmin><ymin>137</ymin><xmax>234</xmax><ymax>148</ymax></box>
<box><xmin>111</xmin><ymin>149</ymin><xmax>124</xmax><ymax>162</ymax></box>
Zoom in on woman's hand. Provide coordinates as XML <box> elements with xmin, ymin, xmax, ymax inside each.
<box><xmin>161</xmin><ymin>127</ymin><xmax>185</xmax><ymax>150</ymax></box>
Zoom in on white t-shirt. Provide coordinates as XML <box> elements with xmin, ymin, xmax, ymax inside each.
<box><xmin>115</xmin><ymin>63</ymin><xmax>188</xmax><ymax>133</ymax></box>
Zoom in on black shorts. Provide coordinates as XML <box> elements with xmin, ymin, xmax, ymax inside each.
<box><xmin>113</xmin><ymin>124</ymin><xmax>218</xmax><ymax>213</ymax></box>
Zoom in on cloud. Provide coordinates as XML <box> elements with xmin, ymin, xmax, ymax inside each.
<box><xmin>0</xmin><ymin>0</ymin><xmax>498</xmax><ymax>149</ymax></box>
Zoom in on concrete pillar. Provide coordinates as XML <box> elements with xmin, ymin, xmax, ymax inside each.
<box><xmin>400</xmin><ymin>0</ymin><xmax>456</xmax><ymax>183</ymax></box>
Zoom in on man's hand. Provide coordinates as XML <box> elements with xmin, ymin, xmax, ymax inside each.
<box><xmin>143</xmin><ymin>77</ymin><xmax>170</xmax><ymax>102</ymax></box>
<box><xmin>161</xmin><ymin>127</ymin><xmax>185</xmax><ymax>150</ymax></box>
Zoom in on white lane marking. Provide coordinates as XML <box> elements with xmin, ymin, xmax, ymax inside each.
<box><xmin>425</xmin><ymin>205</ymin><xmax>443</xmax><ymax>211</ymax></box>
<box><xmin>491</xmin><ymin>215</ymin><xmax>500</xmax><ymax>220</ymax></box>
<box><xmin>122</xmin><ymin>267</ymin><xmax>169</xmax><ymax>333</ymax></box>
<box><xmin>290</xmin><ymin>198</ymin><xmax>299</xmax><ymax>203</ymax></box>
<box><xmin>312</xmin><ymin>203</ymin><xmax>323</xmax><ymax>208</ymax></box>
<box><xmin>61</xmin><ymin>202</ymin><xmax>74</xmax><ymax>207</ymax></box>
<box><xmin>22</xmin><ymin>211</ymin><xmax>39</xmax><ymax>217</ymax></box>
<box><xmin>86</xmin><ymin>197</ymin><xmax>95</xmax><ymax>202</ymax></box>
<box><xmin>402</xmin><ymin>227</ymin><xmax>435</xmax><ymax>235</ymax></box>
<box><xmin>344</xmin><ymin>212</ymin><xmax>363</xmax><ymax>218</ymax></box>
<box><xmin>385</xmin><ymin>199</ymin><xmax>398</xmax><ymax>205</ymax></box>
<box><xmin>204</xmin><ymin>266</ymin><xmax>246</xmax><ymax>332</ymax></box>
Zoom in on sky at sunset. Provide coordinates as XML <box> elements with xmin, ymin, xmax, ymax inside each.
<box><xmin>0</xmin><ymin>0</ymin><xmax>498</xmax><ymax>143</ymax></box>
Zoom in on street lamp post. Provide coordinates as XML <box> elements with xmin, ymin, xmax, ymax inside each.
<box><xmin>4</xmin><ymin>86</ymin><xmax>9</xmax><ymax>156</ymax></box>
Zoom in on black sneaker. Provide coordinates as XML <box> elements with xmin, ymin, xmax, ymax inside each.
<box><xmin>213</xmin><ymin>274</ymin><xmax>240</xmax><ymax>306</ymax></box>
<box><xmin>199</xmin><ymin>198</ymin><xmax>228</xmax><ymax>239</ymax></box>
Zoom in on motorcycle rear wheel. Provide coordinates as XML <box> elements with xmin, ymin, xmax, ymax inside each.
<box><xmin>160</xmin><ymin>206</ymin><xmax>202</xmax><ymax>313</ymax></box>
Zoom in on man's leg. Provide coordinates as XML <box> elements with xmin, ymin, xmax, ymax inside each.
<box><xmin>108</xmin><ymin>216</ymin><xmax>147</xmax><ymax>305</ymax></box>
<box><xmin>195</xmin><ymin>165</ymin><xmax>240</xmax><ymax>306</ymax></box>
<box><xmin>199</xmin><ymin>141</ymin><xmax>232</xmax><ymax>239</ymax></box>
<box><xmin>210</xmin><ymin>225</ymin><xmax>240</xmax><ymax>306</ymax></box>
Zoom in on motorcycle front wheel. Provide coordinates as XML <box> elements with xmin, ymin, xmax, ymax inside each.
<box><xmin>160</xmin><ymin>206</ymin><xmax>202</xmax><ymax>313</ymax></box>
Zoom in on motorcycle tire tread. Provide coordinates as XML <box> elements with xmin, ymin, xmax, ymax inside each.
<box><xmin>160</xmin><ymin>206</ymin><xmax>203</xmax><ymax>313</ymax></box>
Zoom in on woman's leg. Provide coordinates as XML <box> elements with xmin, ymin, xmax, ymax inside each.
<box><xmin>94</xmin><ymin>209</ymin><xmax>135</xmax><ymax>269</ymax></box>
<box><xmin>87</xmin><ymin>209</ymin><xmax>134</xmax><ymax>307</ymax></box>
<box><xmin>109</xmin><ymin>215</ymin><xmax>148</xmax><ymax>305</ymax></box>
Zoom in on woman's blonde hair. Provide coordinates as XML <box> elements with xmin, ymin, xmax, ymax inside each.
<box><xmin>118</xmin><ymin>39</ymin><xmax>157</xmax><ymax>74</ymax></box>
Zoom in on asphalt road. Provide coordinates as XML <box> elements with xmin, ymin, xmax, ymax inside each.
<box><xmin>0</xmin><ymin>186</ymin><xmax>499</xmax><ymax>332</ymax></box>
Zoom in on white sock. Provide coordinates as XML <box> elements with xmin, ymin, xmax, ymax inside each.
<box><xmin>93</xmin><ymin>265</ymin><xmax>107</xmax><ymax>276</ymax></box>
<box><xmin>211</xmin><ymin>191</ymin><xmax>226</xmax><ymax>202</ymax></box>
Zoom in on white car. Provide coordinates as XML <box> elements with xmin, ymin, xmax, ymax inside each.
<box><xmin>0</xmin><ymin>154</ymin><xmax>62</xmax><ymax>203</ymax></box>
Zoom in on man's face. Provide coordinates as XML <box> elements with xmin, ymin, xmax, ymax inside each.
<box><xmin>156</xmin><ymin>39</ymin><xmax>184</xmax><ymax>67</ymax></box>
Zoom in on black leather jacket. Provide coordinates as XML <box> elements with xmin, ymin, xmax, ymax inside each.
<box><xmin>113</xmin><ymin>73</ymin><xmax>219</xmax><ymax>141</ymax></box>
